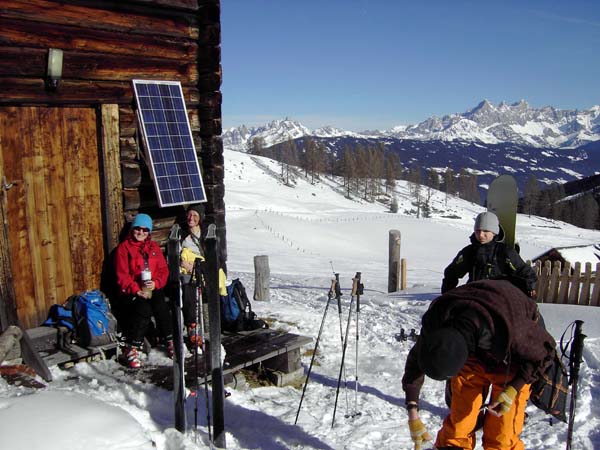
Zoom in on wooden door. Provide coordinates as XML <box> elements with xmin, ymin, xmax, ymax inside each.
<box><xmin>0</xmin><ymin>107</ymin><xmax>104</xmax><ymax>329</ymax></box>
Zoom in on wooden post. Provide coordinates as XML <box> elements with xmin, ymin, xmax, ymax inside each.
<box><xmin>590</xmin><ymin>263</ymin><xmax>600</xmax><ymax>307</ymax></box>
<box><xmin>253</xmin><ymin>255</ymin><xmax>270</xmax><ymax>302</ymax></box>
<box><xmin>100</xmin><ymin>104</ymin><xmax>124</xmax><ymax>254</ymax></box>
<box><xmin>401</xmin><ymin>258</ymin><xmax>407</xmax><ymax>291</ymax></box>
<box><xmin>548</xmin><ymin>261</ymin><xmax>560</xmax><ymax>303</ymax></box>
<box><xmin>557</xmin><ymin>262</ymin><xmax>571</xmax><ymax>304</ymax></box>
<box><xmin>569</xmin><ymin>262</ymin><xmax>581</xmax><ymax>305</ymax></box>
<box><xmin>580</xmin><ymin>262</ymin><xmax>592</xmax><ymax>306</ymax></box>
<box><xmin>388</xmin><ymin>230</ymin><xmax>401</xmax><ymax>293</ymax></box>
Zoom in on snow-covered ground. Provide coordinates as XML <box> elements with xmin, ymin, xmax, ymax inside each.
<box><xmin>1</xmin><ymin>149</ymin><xmax>600</xmax><ymax>450</ymax></box>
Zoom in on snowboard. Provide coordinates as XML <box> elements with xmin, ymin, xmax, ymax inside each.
<box><xmin>486</xmin><ymin>175</ymin><xmax>519</xmax><ymax>249</ymax></box>
<box><xmin>167</xmin><ymin>224</ymin><xmax>187</xmax><ymax>433</ymax></box>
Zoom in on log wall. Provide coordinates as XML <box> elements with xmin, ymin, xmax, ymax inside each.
<box><xmin>0</xmin><ymin>0</ymin><xmax>225</xmax><ymax>255</ymax></box>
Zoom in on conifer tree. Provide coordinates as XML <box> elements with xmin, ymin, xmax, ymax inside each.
<box><xmin>249</xmin><ymin>136</ymin><xmax>266</xmax><ymax>156</ymax></box>
<box><xmin>522</xmin><ymin>174</ymin><xmax>541</xmax><ymax>216</ymax></box>
<box><xmin>444</xmin><ymin>168</ymin><xmax>455</xmax><ymax>205</ymax></box>
<box><xmin>582</xmin><ymin>194</ymin><xmax>600</xmax><ymax>229</ymax></box>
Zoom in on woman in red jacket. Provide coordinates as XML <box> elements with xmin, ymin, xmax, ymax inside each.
<box><xmin>114</xmin><ymin>213</ymin><xmax>173</xmax><ymax>368</ymax></box>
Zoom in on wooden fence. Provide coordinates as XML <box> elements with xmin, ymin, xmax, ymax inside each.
<box><xmin>533</xmin><ymin>260</ymin><xmax>600</xmax><ymax>306</ymax></box>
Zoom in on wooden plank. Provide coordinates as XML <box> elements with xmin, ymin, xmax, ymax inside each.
<box><xmin>0</xmin><ymin>0</ymin><xmax>199</xmax><ymax>39</ymax></box>
<box><xmin>39</xmin><ymin>107</ymin><xmax>74</xmax><ymax>309</ymax></box>
<box><xmin>61</xmin><ymin>108</ymin><xmax>104</xmax><ymax>292</ymax></box>
<box><xmin>223</xmin><ymin>330</ymin><xmax>312</xmax><ymax>374</ymax></box>
<box><xmin>0</xmin><ymin>78</ymin><xmax>200</xmax><ymax>106</ymax></box>
<box><xmin>19</xmin><ymin>324</ymin><xmax>52</xmax><ymax>381</ymax></box>
<box><xmin>0</xmin><ymin>46</ymin><xmax>199</xmax><ymax>83</ymax></box>
<box><xmin>534</xmin><ymin>261</ymin><xmax>549</xmax><ymax>303</ymax></box>
<box><xmin>0</xmin><ymin>18</ymin><xmax>198</xmax><ymax>60</ymax></box>
<box><xmin>557</xmin><ymin>262</ymin><xmax>571</xmax><ymax>305</ymax></box>
<box><xmin>548</xmin><ymin>261</ymin><xmax>561</xmax><ymax>304</ymax></box>
<box><xmin>0</xmin><ymin>110</ymin><xmax>21</xmax><ymax>331</ymax></box>
<box><xmin>22</xmin><ymin>107</ymin><xmax>51</xmax><ymax>327</ymax></box>
<box><xmin>580</xmin><ymin>262</ymin><xmax>593</xmax><ymax>306</ymax></box>
<box><xmin>0</xmin><ymin>108</ymin><xmax>37</xmax><ymax>327</ymax></box>
<box><xmin>591</xmin><ymin>263</ymin><xmax>600</xmax><ymax>307</ymax></box>
<box><xmin>568</xmin><ymin>262</ymin><xmax>581</xmax><ymax>305</ymax></box>
<box><xmin>100</xmin><ymin>104</ymin><xmax>124</xmax><ymax>254</ymax></box>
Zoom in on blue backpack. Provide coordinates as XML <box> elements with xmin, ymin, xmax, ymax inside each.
<box><xmin>220</xmin><ymin>279</ymin><xmax>267</xmax><ymax>332</ymax></box>
<box><xmin>44</xmin><ymin>290</ymin><xmax>118</xmax><ymax>348</ymax></box>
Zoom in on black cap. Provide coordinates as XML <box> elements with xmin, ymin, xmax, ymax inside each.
<box><xmin>186</xmin><ymin>204</ymin><xmax>204</xmax><ymax>216</ymax></box>
<box><xmin>418</xmin><ymin>328</ymin><xmax>468</xmax><ymax>380</ymax></box>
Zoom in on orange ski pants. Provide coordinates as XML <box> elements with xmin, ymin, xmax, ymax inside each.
<box><xmin>435</xmin><ymin>359</ymin><xmax>530</xmax><ymax>450</ymax></box>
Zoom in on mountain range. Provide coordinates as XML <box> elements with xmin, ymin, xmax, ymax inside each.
<box><xmin>222</xmin><ymin>100</ymin><xmax>600</xmax><ymax>152</ymax></box>
<box><xmin>222</xmin><ymin>100</ymin><xmax>600</xmax><ymax>193</ymax></box>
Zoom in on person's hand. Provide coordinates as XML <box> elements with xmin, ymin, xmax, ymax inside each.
<box><xmin>181</xmin><ymin>260</ymin><xmax>193</xmax><ymax>273</ymax></box>
<box><xmin>136</xmin><ymin>290</ymin><xmax>150</xmax><ymax>299</ymax></box>
<box><xmin>144</xmin><ymin>280</ymin><xmax>156</xmax><ymax>291</ymax></box>
<box><xmin>489</xmin><ymin>386</ymin><xmax>517</xmax><ymax>416</ymax></box>
<box><xmin>408</xmin><ymin>418</ymin><xmax>432</xmax><ymax>450</ymax></box>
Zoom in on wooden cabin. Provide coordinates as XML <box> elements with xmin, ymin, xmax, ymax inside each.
<box><xmin>0</xmin><ymin>0</ymin><xmax>225</xmax><ymax>332</ymax></box>
<box><xmin>533</xmin><ymin>244</ymin><xmax>600</xmax><ymax>273</ymax></box>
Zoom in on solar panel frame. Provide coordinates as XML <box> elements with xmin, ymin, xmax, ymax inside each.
<box><xmin>132</xmin><ymin>79</ymin><xmax>207</xmax><ymax>207</ymax></box>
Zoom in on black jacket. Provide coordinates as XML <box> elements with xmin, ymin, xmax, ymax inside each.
<box><xmin>441</xmin><ymin>233</ymin><xmax>537</xmax><ymax>294</ymax></box>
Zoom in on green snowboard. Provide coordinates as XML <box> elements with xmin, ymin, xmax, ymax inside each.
<box><xmin>487</xmin><ymin>175</ymin><xmax>518</xmax><ymax>249</ymax></box>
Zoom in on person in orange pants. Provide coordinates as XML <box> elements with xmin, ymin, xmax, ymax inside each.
<box><xmin>435</xmin><ymin>360</ymin><xmax>530</xmax><ymax>450</ymax></box>
<box><xmin>402</xmin><ymin>280</ymin><xmax>555</xmax><ymax>450</ymax></box>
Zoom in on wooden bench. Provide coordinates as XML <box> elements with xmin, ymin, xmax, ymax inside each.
<box><xmin>25</xmin><ymin>326</ymin><xmax>119</xmax><ymax>367</ymax></box>
<box><xmin>14</xmin><ymin>326</ymin><xmax>311</xmax><ymax>390</ymax></box>
<box><xmin>133</xmin><ymin>328</ymin><xmax>312</xmax><ymax>389</ymax></box>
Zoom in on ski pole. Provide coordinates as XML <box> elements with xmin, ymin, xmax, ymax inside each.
<box><xmin>332</xmin><ymin>281</ymin><xmax>355</xmax><ymax>428</ymax></box>
<box><xmin>295</xmin><ymin>278</ymin><xmax>336</xmax><ymax>425</ymax></box>
<box><xmin>566</xmin><ymin>320</ymin><xmax>586</xmax><ymax>450</ymax></box>
<box><xmin>352</xmin><ymin>272</ymin><xmax>363</xmax><ymax>417</ymax></box>
<box><xmin>332</xmin><ymin>273</ymin><xmax>349</xmax><ymax>412</ymax></box>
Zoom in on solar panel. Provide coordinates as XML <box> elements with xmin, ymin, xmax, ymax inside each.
<box><xmin>132</xmin><ymin>79</ymin><xmax>207</xmax><ymax>207</ymax></box>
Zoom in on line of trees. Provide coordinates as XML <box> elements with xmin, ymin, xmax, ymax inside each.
<box><xmin>248</xmin><ymin>137</ymin><xmax>599</xmax><ymax>229</ymax></box>
<box><xmin>521</xmin><ymin>174</ymin><xmax>600</xmax><ymax>230</ymax></box>
<box><xmin>248</xmin><ymin>138</ymin><xmax>482</xmax><ymax>215</ymax></box>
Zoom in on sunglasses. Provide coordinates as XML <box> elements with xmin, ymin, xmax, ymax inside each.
<box><xmin>133</xmin><ymin>226</ymin><xmax>150</xmax><ymax>233</ymax></box>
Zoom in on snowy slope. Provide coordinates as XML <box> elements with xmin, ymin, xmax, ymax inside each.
<box><xmin>1</xmin><ymin>150</ymin><xmax>600</xmax><ymax>450</ymax></box>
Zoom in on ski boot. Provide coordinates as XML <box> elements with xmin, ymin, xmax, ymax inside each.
<box><xmin>121</xmin><ymin>346</ymin><xmax>142</xmax><ymax>369</ymax></box>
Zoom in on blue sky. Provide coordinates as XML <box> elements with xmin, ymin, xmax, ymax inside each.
<box><xmin>220</xmin><ymin>1</ymin><xmax>600</xmax><ymax>131</ymax></box>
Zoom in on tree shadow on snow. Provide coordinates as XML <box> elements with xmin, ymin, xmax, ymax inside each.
<box><xmin>222</xmin><ymin>400</ymin><xmax>335</xmax><ymax>450</ymax></box>
<box><xmin>305</xmin><ymin>371</ymin><xmax>447</xmax><ymax>419</ymax></box>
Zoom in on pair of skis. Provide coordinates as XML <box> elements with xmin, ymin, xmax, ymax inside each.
<box><xmin>168</xmin><ymin>223</ymin><xmax>225</xmax><ymax>448</ymax></box>
<box><xmin>295</xmin><ymin>272</ymin><xmax>363</xmax><ymax>427</ymax></box>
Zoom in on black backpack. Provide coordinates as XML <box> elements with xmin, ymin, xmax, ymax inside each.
<box><xmin>220</xmin><ymin>279</ymin><xmax>267</xmax><ymax>332</ymax></box>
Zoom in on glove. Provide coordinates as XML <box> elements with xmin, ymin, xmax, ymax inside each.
<box><xmin>408</xmin><ymin>418</ymin><xmax>432</xmax><ymax>450</ymax></box>
<box><xmin>492</xmin><ymin>386</ymin><xmax>517</xmax><ymax>416</ymax></box>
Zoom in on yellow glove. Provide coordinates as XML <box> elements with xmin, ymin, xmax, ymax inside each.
<box><xmin>408</xmin><ymin>418</ymin><xmax>432</xmax><ymax>450</ymax></box>
<box><xmin>492</xmin><ymin>386</ymin><xmax>517</xmax><ymax>416</ymax></box>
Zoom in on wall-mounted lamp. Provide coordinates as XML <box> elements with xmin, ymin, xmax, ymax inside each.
<box><xmin>46</xmin><ymin>48</ymin><xmax>63</xmax><ymax>90</ymax></box>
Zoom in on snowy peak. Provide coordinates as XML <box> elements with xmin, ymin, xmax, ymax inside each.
<box><xmin>392</xmin><ymin>100</ymin><xmax>600</xmax><ymax>148</ymax></box>
<box><xmin>222</xmin><ymin>101</ymin><xmax>600</xmax><ymax>151</ymax></box>
<box><xmin>223</xmin><ymin>119</ymin><xmax>313</xmax><ymax>152</ymax></box>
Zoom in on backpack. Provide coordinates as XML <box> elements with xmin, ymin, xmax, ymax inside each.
<box><xmin>72</xmin><ymin>290</ymin><xmax>118</xmax><ymax>347</ymax></box>
<box><xmin>220</xmin><ymin>279</ymin><xmax>267</xmax><ymax>332</ymax></box>
<box><xmin>44</xmin><ymin>290</ymin><xmax>118</xmax><ymax>348</ymax></box>
<box><xmin>529</xmin><ymin>352</ymin><xmax>569</xmax><ymax>423</ymax></box>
